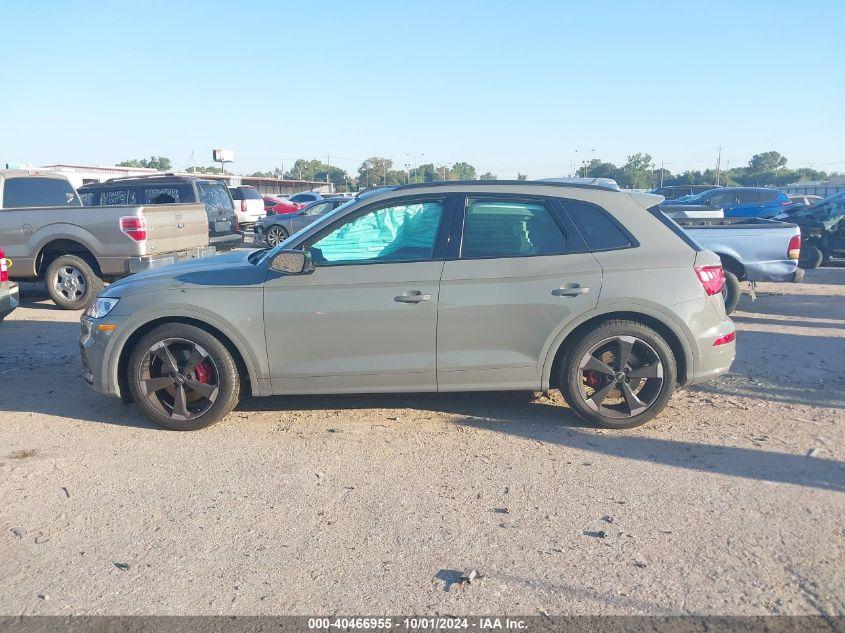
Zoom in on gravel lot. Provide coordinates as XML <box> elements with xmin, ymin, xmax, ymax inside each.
<box><xmin>1</xmin><ymin>267</ymin><xmax>843</xmax><ymax>616</ymax></box>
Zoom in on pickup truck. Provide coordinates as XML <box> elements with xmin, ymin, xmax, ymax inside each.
<box><xmin>0</xmin><ymin>170</ymin><xmax>213</xmax><ymax>310</ymax></box>
<box><xmin>675</xmin><ymin>217</ymin><xmax>803</xmax><ymax>313</ymax></box>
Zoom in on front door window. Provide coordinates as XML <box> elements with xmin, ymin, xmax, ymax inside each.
<box><xmin>309</xmin><ymin>200</ymin><xmax>443</xmax><ymax>265</ymax></box>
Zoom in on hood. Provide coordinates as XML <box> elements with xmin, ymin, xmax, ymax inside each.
<box><xmin>103</xmin><ymin>249</ymin><xmax>268</xmax><ymax>298</ymax></box>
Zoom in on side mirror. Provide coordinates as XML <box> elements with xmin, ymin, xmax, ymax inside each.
<box><xmin>269</xmin><ymin>249</ymin><xmax>315</xmax><ymax>275</ymax></box>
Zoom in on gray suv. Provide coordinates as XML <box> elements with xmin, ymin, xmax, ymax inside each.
<box><xmin>79</xmin><ymin>181</ymin><xmax>735</xmax><ymax>430</ymax></box>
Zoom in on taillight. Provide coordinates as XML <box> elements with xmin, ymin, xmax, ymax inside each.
<box><xmin>713</xmin><ymin>331</ymin><xmax>736</xmax><ymax>346</ymax></box>
<box><xmin>0</xmin><ymin>249</ymin><xmax>8</xmax><ymax>282</ymax></box>
<box><xmin>787</xmin><ymin>234</ymin><xmax>801</xmax><ymax>260</ymax></box>
<box><xmin>232</xmin><ymin>215</ymin><xmax>240</xmax><ymax>232</ymax></box>
<box><xmin>694</xmin><ymin>265</ymin><xmax>726</xmax><ymax>296</ymax></box>
<box><xmin>240</xmin><ymin>200</ymin><xmax>247</xmax><ymax>213</ymax></box>
<box><xmin>120</xmin><ymin>216</ymin><xmax>147</xmax><ymax>242</ymax></box>
<box><xmin>781</xmin><ymin>200</ymin><xmax>792</xmax><ymax>206</ymax></box>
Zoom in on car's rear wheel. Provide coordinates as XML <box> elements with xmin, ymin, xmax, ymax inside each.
<box><xmin>721</xmin><ymin>270</ymin><xmax>741</xmax><ymax>315</ymax></box>
<box><xmin>558</xmin><ymin>320</ymin><xmax>677</xmax><ymax>429</ymax></box>
<box><xmin>128</xmin><ymin>323</ymin><xmax>240</xmax><ymax>430</ymax></box>
<box><xmin>266</xmin><ymin>226</ymin><xmax>288</xmax><ymax>247</ymax></box>
<box><xmin>45</xmin><ymin>254</ymin><xmax>104</xmax><ymax>310</ymax></box>
<box><xmin>799</xmin><ymin>244</ymin><xmax>824</xmax><ymax>269</ymax></box>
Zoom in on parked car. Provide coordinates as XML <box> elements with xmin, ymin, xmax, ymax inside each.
<box><xmin>228</xmin><ymin>186</ymin><xmax>266</xmax><ymax>232</ymax></box>
<box><xmin>650</xmin><ymin>184</ymin><xmax>721</xmax><ymax>201</ymax></box>
<box><xmin>781</xmin><ymin>191</ymin><xmax>845</xmax><ymax>269</ymax></box>
<box><xmin>79</xmin><ymin>175</ymin><xmax>242</xmax><ymax>250</ymax></box>
<box><xmin>288</xmin><ymin>191</ymin><xmax>323</xmax><ymax>204</ymax></box>
<box><xmin>79</xmin><ymin>180</ymin><xmax>735</xmax><ymax>431</ymax></box>
<box><xmin>674</xmin><ymin>217</ymin><xmax>803</xmax><ymax>313</ymax></box>
<box><xmin>786</xmin><ymin>194</ymin><xmax>823</xmax><ymax>209</ymax></box>
<box><xmin>662</xmin><ymin>187</ymin><xmax>791</xmax><ymax>219</ymax></box>
<box><xmin>254</xmin><ymin>197</ymin><xmax>353</xmax><ymax>246</ymax></box>
<box><xmin>0</xmin><ymin>249</ymin><xmax>19</xmax><ymax>322</ymax></box>
<box><xmin>1</xmin><ymin>170</ymin><xmax>213</xmax><ymax>309</ymax></box>
<box><xmin>263</xmin><ymin>195</ymin><xmax>303</xmax><ymax>215</ymax></box>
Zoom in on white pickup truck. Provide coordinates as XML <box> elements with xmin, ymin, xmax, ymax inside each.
<box><xmin>0</xmin><ymin>170</ymin><xmax>213</xmax><ymax>309</ymax></box>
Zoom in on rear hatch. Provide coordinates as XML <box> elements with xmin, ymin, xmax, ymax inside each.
<box><xmin>140</xmin><ymin>204</ymin><xmax>209</xmax><ymax>255</ymax></box>
<box><xmin>196</xmin><ymin>181</ymin><xmax>240</xmax><ymax>240</ymax></box>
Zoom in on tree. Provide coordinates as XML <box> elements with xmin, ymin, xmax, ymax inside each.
<box><xmin>118</xmin><ymin>156</ymin><xmax>172</xmax><ymax>171</ymax></box>
<box><xmin>451</xmin><ymin>162</ymin><xmax>477</xmax><ymax>181</ymax></box>
<box><xmin>516</xmin><ymin>173</ymin><xmax>528</xmax><ymax>181</ymax></box>
<box><xmin>748</xmin><ymin>151</ymin><xmax>787</xmax><ymax>172</ymax></box>
<box><xmin>621</xmin><ymin>153</ymin><xmax>654</xmax><ymax>189</ymax></box>
<box><xmin>357</xmin><ymin>157</ymin><xmax>399</xmax><ymax>187</ymax></box>
<box><xmin>410</xmin><ymin>163</ymin><xmax>438</xmax><ymax>183</ymax></box>
<box><xmin>478</xmin><ymin>172</ymin><xmax>497</xmax><ymax>180</ymax></box>
<box><xmin>284</xmin><ymin>158</ymin><xmax>351</xmax><ymax>189</ymax></box>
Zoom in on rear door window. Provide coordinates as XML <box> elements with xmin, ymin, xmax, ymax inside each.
<box><xmin>3</xmin><ymin>177</ymin><xmax>81</xmax><ymax>208</ymax></box>
<box><xmin>142</xmin><ymin>185</ymin><xmax>192</xmax><ymax>204</ymax></box>
<box><xmin>99</xmin><ymin>189</ymin><xmax>136</xmax><ymax>205</ymax></box>
<box><xmin>709</xmin><ymin>190</ymin><xmax>738</xmax><ymax>207</ymax></box>
<box><xmin>562</xmin><ymin>199</ymin><xmax>633</xmax><ymax>251</ymax></box>
<box><xmin>737</xmin><ymin>190</ymin><xmax>764</xmax><ymax>203</ymax></box>
<box><xmin>460</xmin><ymin>199</ymin><xmax>567</xmax><ymax>259</ymax></box>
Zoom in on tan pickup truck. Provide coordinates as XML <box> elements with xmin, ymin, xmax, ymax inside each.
<box><xmin>0</xmin><ymin>170</ymin><xmax>213</xmax><ymax>309</ymax></box>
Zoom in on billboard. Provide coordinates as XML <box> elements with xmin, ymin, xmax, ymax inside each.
<box><xmin>212</xmin><ymin>149</ymin><xmax>234</xmax><ymax>163</ymax></box>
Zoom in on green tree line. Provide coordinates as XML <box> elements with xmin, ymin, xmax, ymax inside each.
<box><xmin>118</xmin><ymin>151</ymin><xmax>834</xmax><ymax>192</ymax></box>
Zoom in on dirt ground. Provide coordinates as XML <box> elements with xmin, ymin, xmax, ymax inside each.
<box><xmin>0</xmin><ymin>267</ymin><xmax>843</xmax><ymax>616</ymax></box>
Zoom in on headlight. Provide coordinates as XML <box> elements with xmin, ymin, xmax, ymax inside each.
<box><xmin>86</xmin><ymin>297</ymin><xmax>120</xmax><ymax>319</ymax></box>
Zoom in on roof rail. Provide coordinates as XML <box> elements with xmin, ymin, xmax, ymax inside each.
<box><xmin>384</xmin><ymin>179</ymin><xmax>623</xmax><ymax>193</ymax></box>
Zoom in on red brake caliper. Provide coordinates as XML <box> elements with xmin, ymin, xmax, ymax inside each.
<box><xmin>193</xmin><ymin>361</ymin><xmax>212</xmax><ymax>384</ymax></box>
<box><xmin>584</xmin><ymin>371</ymin><xmax>601</xmax><ymax>388</ymax></box>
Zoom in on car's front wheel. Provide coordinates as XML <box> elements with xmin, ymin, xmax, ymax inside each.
<box><xmin>128</xmin><ymin>323</ymin><xmax>240</xmax><ymax>430</ymax></box>
<box><xmin>558</xmin><ymin>320</ymin><xmax>677</xmax><ymax>429</ymax></box>
<box><xmin>266</xmin><ymin>226</ymin><xmax>288</xmax><ymax>247</ymax></box>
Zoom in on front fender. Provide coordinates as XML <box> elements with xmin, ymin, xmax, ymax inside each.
<box><xmin>103</xmin><ymin>305</ymin><xmax>267</xmax><ymax>398</ymax></box>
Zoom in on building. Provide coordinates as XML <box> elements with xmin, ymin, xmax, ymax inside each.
<box><xmin>781</xmin><ymin>175</ymin><xmax>845</xmax><ymax>198</ymax></box>
<box><xmin>37</xmin><ymin>164</ymin><xmax>333</xmax><ymax>196</ymax></box>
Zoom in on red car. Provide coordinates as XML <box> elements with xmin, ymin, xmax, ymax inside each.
<box><xmin>263</xmin><ymin>196</ymin><xmax>304</xmax><ymax>215</ymax></box>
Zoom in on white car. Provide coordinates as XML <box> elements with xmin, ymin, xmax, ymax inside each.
<box><xmin>228</xmin><ymin>186</ymin><xmax>266</xmax><ymax>232</ymax></box>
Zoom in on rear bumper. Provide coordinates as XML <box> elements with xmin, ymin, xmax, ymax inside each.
<box><xmin>210</xmin><ymin>233</ymin><xmax>244</xmax><ymax>250</ymax></box>
<box><xmin>0</xmin><ymin>282</ymin><xmax>20</xmax><ymax>320</ymax></box>
<box><xmin>126</xmin><ymin>246</ymin><xmax>217</xmax><ymax>274</ymax></box>
<box><xmin>743</xmin><ymin>259</ymin><xmax>800</xmax><ymax>283</ymax></box>
<box><xmin>686</xmin><ymin>340</ymin><xmax>736</xmax><ymax>385</ymax></box>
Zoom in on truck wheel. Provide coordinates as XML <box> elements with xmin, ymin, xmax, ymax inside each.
<box><xmin>128</xmin><ymin>322</ymin><xmax>241</xmax><ymax>431</ymax></box>
<box><xmin>45</xmin><ymin>255</ymin><xmax>104</xmax><ymax>310</ymax></box>
<box><xmin>722</xmin><ymin>270</ymin><xmax>741</xmax><ymax>315</ymax></box>
<box><xmin>799</xmin><ymin>245</ymin><xmax>824</xmax><ymax>270</ymax></box>
<box><xmin>558</xmin><ymin>319</ymin><xmax>677</xmax><ymax>429</ymax></box>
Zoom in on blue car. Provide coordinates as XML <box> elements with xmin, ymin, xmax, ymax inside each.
<box><xmin>663</xmin><ymin>187</ymin><xmax>791</xmax><ymax>218</ymax></box>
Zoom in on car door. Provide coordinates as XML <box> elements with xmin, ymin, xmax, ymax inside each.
<box><xmin>709</xmin><ymin>190</ymin><xmax>740</xmax><ymax>217</ymax></box>
<box><xmin>437</xmin><ymin>195</ymin><xmax>603</xmax><ymax>391</ymax></box>
<box><xmin>263</xmin><ymin>195</ymin><xmax>453</xmax><ymax>394</ymax></box>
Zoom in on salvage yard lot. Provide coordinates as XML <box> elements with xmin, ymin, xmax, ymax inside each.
<box><xmin>1</xmin><ymin>269</ymin><xmax>843</xmax><ymax>615</ymax></box>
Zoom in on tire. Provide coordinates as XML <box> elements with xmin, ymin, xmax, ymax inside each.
<box><xmin>799</xmin><ymin>244</ymin><xmax>824</xmax><ymax>270</ymax></box>
<box><xmin>266</xmin><ymin>225</ymin><xmax>288</xmax><ymax>247</ymax></box>
<box><xmin>721</xmin><ymin>270</ymin><xmax>741</xmax><ymax>315</ymax></box>
<box><xmin>45</xmin><ymin>254</ymin><xmax>104</xmax><ymax>310</ymax></box>
<box><xmin>558</xmin><ymin>319</ymin><xmax>677</xmax><ymax>429</ymax></box>
<box><xmin>128</xmin><ymin>323</ymin><xmax>241</xmax><ymax>430</ymax></box>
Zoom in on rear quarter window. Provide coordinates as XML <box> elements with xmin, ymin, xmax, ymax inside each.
<box><xmin>562</xmin><ymin>199</ymin><xmax>634</xmax><ymax>251</ymax></box>
<box><xmin>197</xmin><ymin>182</ymin><xmax>234</xmax><ymax>214</ymax></box>
<box><xmin>3</xmin><ymin>177</ymin><xmax>81</xmax><ymax>208</ymax></box>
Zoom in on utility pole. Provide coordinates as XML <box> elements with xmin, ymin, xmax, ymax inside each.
<box><xmin>191</xmin><ymin>150</ymin><xmax>196</xmax><ymax>173</ymax></box>
<box><xmin>383</xmin><ymin>161</ymin><xmax>387</xmax><ymax>186</ymax></box>
<box><xmin>326</xmin><ymin>155</ymin><xmax>331</xmax><ymax>186</ymax></box>
<box><xmin>660</xmin><ymin>161</ymin><xmax>665</xmax><ymax>187</ymax></box>
<box><xmin>715</xmin><ymin>146</ymin><xmax>724</xmax><ymax>186</ymax></box>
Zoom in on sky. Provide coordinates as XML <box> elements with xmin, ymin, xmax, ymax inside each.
<box><xmin>2</xmin><ymin>0</ymin><xmax>844</xmax><ymax>180</ymax></box>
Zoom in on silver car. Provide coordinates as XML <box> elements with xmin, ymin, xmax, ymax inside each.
<box><xmin>254</xmin><ymin>197</ymin><xmax>352</xmax><ymax>246</ymax></box>
<box><xmin>79</xmin><ymin>181</ymin><xmax>736</xmax><ymax>431</ymax></box>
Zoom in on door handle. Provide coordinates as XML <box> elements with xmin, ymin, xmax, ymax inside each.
<box><xmin>394</xmin><ymin>290</ymin><xmax>431</xmax><ymax>303</ymax></box>
<box><xmin>552</xmin><ymin>284</ymin><xmax>590</xmax><ymax>297</ymax></box>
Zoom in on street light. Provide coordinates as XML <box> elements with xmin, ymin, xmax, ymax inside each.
<box><xmin>575</xmin><ymin>149</ymin><xmax>596</xmax><ymax>177</ymax></box>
